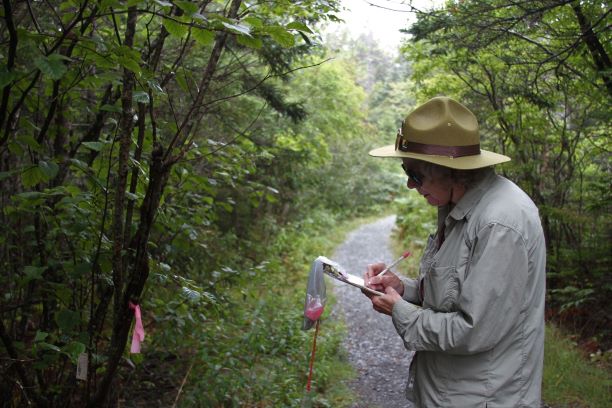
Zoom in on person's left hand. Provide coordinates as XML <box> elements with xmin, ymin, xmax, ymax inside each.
<box><xmin>365</xmin><ymin>286</ymin><xmax>402</xmax><ymax>316</ymax></box>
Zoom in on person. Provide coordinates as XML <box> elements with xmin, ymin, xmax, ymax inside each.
<box><xmin>363</xmin><ymin>96</ymin><xmax>546</xmax><ymax>407</ymax></box>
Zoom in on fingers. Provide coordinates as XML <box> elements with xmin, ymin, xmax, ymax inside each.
<box><xmin>365</xmin><ymin>262</ymin><xmax>387</xmax><ymax>280</ymax></box>
<box><xmin>360</xmin><ymin>288</ymin><xmax>376</xmax><ymax>299</ymax></box>
<box><xmin>369</xmin><ymin>271</ymin><xmax>398</xmax><ymax>288</ymax></box>
<box><xmin>370</xmin><ymin>294</ymin><xmax>393</xmax><ymax>315</ymax></box>
<box><xmin>365</xmin><ymin>262</ymin><xmax>388</xmax><ymax>292</ymax></box>
<box><xmin>370</xmin><ymin>288</ymin><xmax>402</xmax><ymax>316</ymax></box>
<box><xmin>365</xmin><ymin>263</ymin><xmax>404</xmax><ymax>296</ymax></box>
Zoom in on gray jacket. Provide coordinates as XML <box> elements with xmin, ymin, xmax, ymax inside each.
<box><xmin>393</xmin><ymin>170</ymin><xmax>546</xmax><ymax>407</ymax></box>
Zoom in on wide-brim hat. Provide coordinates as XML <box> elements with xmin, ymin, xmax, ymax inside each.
<box><xmin>369</xmin><ymin>96</ymin><xmax>510</xmax><ymax>169</ymax></box>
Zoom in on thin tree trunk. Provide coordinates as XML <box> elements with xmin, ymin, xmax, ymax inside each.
<box><xmin>571</xmin><ymin>2</ymin><xmax>612</xmax><ymax>96</ymax></box>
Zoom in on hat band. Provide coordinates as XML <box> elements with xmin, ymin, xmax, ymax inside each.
<box><xmin>397</xmin><ymin>139</ymin><xmax>481</xmax><ymax>158</ymax></box>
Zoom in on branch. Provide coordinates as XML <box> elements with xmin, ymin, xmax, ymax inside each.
<box><xmin>0</xmin><ymin>0</ymin><xmax>19</xmax><ymax>137</ymax></box>
<box><xmin>164</xmin><ymin>0</ymin><xmax>243</xmax><ymax>160</ymax></box>
<box><xmin>362</xmin><ymin>0</ymin><xmax>423</xmax><ymax>13</ymax></box>
<box><xmin>199</xmin><ymin>58</ymin><xmax>334</xmax><ymax>111</ymax></box>
<box><xmin>0</xmin><ymin>319</ymin><xmax>46</xmax><ymax>405</ymax></box>
<box><xmin>571</xmin><ymin>2</ymin><xmax>612</xmax><ymax>96</ymax></box>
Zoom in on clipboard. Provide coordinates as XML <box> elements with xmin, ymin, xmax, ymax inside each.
<box><xmin>320</xmin><ymin>257</ymin><xmax>384</xmax><ymax>296</ymax></box>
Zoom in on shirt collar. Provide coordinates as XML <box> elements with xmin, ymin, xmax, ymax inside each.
<box><xmin>448</xmin><ymin>168</ymin><xmax>497</xmax><ymax>222</ymax></box>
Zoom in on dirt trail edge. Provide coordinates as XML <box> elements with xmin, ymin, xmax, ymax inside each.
<box><xmin>329</xmin><ymin>215</ymin><xmax>414</xmax><ymax>408</ymax></box>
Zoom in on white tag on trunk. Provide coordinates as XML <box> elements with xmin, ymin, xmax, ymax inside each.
<box><xmin>76</xmin><ymin>352</ymin><xmax>88</xmax><ymax>381</ymax></box>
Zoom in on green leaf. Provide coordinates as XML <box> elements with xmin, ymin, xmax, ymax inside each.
<box><xmin>82</xmin><ymin>141</ymin><xmax>104</xmax><ymax>151</ymax></box>
<box><xmin>237</xmin><ymin>35</ymin><xmax>263</xmax><ymax>49</ymax></box>
<box><xmin>8</xmin><ymin>141</ymin><xmax>24</xmax><ymax>155</ymax></box>
<box><xmin>163</xmin><ymin>18</ymin><xmax>188</xmax><ymax>38</ymax></box>
<box><xmin>23</xmin><ymin>265</ymin><xmax>46</xmax><ymax>284</ymax></box>
<box><xmin>133</xmin><ymin>91</ymin><xmax>150</xmax><ymax>104</ymax></box>
<box><xmin>222</xmin><ymin>22</ymin><xmax>252</xmax><ymax>37</ymax></box>
<box><xmin>175</xmin><ymin>71</ymin><xmax>189</xmax><ymax>92</ymax></box>
<box><xmin>193</xmin><ymin>28</ymin><xmax>215</xmax><ymax>46</ymax></box>
<box><xmin>34</xmin><ymin>54</ymin><xmax>70</xmax><ymax>80</ymax></box>
<box><xmin>100</xmin><ymin>104</ymin><xmax>122</xmax><ymax>113</ymax></box>
<box><xmin>0</xmin><ymin>168</ymin><xmax>19</xmax><ymax>181</ymax></box>
<box><xmin>71</xmin><ymin>262</ymin><xmax>91</xmax><ymax>278</ymax></box>
<box><xmin>14</xmin><ymin>191</ymin><xmax>45</xmax><ymax>200</ymax></box>
<box><xmin>117</xmin><ymin>55</ymin><xmax>141</xmax><ymax>75</ymax></box>
<box><xmin>181</xmin><ymin>286</ymin><xmax>201</xmax><ymax>302</ymax></box>
<box><xmin>55</xmin><ymin>309</ymin><xmax>81</xmax><ymax>332</ymax></box>
<box><xmin>243</xmin><ymin>16</ymin><xmax>263</xmax><ymax>28</ymax></box>
<box><xmin>147</xmin><ymin>79</ymin><xmax>165</xmax><ymax>94</ymax></box>
<box><xmin>39</xmin><ymin>342</ymin><xmax>61</xmax><ymax>353</ymax></box>
<box><xmin>264</xmin><ymin>26</ymin><xmax>295</xmax><ymax>47</ymax></box>
<box><xmin>175</xmin><ymin>0</ymin><xmax>199</xmax><ymax>16</ymax></box>
<box><xmin>125</xmin><ymin>192</ymin><xmax>139</xmax><ymax>201</ymax></box>
<box><xmin>62</xmin><ymin>341</ymin><xmax>86</xmax><ymax>362</ymax></box>
<box><xmin>88</xmin><ymin>52</ymin><xmax>117</xmax><ymax>70</ymax></box>
<box><xmin>192</xmin><ymin>13</ymin><xmax>207</xmax><ymax>23</ymax></box>
<box><xmin>16</xmin><ymin>134</ymin><xmax>43</xmax><ymax>152</ymax></box>
<box><xmin>38</xmin><ymin>160</ymin><xmax>59</xmax><ymax>180</ymax></box>
<box><xmin>0</xmin><ymin>68</ymin><xmax>17</xmax><ymax>89</ymax></box>
<box><xmin>286</xmin><ymin>21</ymin><xmax>313</xmax><ymax>33</ymax></box>
<box><xmin>22</xmin><ymin>165</ymin><xmax>46</xmax><ymax>188</ymax></box>
<box><xmin>34</xmin><ymin>331</ymin><xmax>49</xmax><ymax>342</ymax></box>
<box><xmin>100</xmin><ymin>0</ymin><xmax>121</xmax><ymax>10</ymax></box>
<box><xmin>154</xmin><ymin>0</ymin><xmax>172</xmax><ymax>6</ymax></box>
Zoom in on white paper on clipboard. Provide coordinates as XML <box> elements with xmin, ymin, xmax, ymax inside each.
<box><xmin>317</xmin><ymin>256</ymin><xmax>384</xmax><ymax>296</ymax></box>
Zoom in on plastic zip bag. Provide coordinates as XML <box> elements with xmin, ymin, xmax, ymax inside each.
<box><xmin>302</xmin><ymin>256</ymin><xmax>338</xmax><ymax>330</ymax></box>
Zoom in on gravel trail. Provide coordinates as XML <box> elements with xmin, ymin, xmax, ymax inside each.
<box><xmin>329</xmin><ymin>215</ymin><xmax>414</xmax><ymax>408</ymax></box>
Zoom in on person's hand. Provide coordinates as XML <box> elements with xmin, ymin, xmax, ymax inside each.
<box><xmin>361</xmin><ymin>263</ymin><xmax>405</xmax><ymax>315</ymax></box>
<box><xmin>371</xmin><ymin>286</ymin><xmax>403</xmax><ymax>315</ymax></box>
<box><xmin>363</xmin><ymin>262</ymin><xmax>404</xmax><ymax>296</ymax></box>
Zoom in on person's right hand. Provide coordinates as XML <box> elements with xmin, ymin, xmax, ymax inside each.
<box><xmin>364</xmin><ymin>262</ymin><xmax>404</xmax><ymax>297</ymax></box>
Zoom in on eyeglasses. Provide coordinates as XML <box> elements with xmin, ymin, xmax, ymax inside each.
<box><xmin>401</xmin><ymin>163</ymin><xmax>424</xmax><ymax>187</ymax></box>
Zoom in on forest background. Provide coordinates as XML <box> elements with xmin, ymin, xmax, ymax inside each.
<box><xmin>0</xmin><ymin>0</ymin><xmax>609</xmax><ymax>407</ymax></box>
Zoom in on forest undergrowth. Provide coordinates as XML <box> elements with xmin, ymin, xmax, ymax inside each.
<box><xmin>122</xmin><ymin>210</ymin><xmax>390</xmax><ymax>407</ymax></box>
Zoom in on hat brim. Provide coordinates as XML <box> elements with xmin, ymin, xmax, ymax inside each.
<box><xmin>369</xmin><ymin>144</ymin><xmax>511</xmax><ymax>170</ymax></box>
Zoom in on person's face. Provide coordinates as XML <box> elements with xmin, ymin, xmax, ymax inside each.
<box><xmin>401</xmin><ymin>159</ymin><xmax>453</xmax><ymax>207</ymax></box>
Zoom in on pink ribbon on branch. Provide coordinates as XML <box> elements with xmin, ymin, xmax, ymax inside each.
<box><xmin>128</xmin><ymin>302</ymin><xmax>145</xmax><ymax>353</ymax></box>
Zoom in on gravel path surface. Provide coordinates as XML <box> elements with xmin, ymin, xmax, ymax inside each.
<box><xmin>329</xmin><ymin>215</ymin><xmax>414</xmax><ymax>408</ymax></box>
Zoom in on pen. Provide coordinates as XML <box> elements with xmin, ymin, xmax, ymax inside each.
<box><xmin>378</xmin><ymin>251</ymin><xmax>411</xmax><ymax>277</ymax></box>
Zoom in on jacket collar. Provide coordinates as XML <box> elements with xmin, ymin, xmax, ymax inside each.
<box><xmin>448</xmin><ymin>168</ymin><xmax>497</xmax><ymax>222</ymax></box>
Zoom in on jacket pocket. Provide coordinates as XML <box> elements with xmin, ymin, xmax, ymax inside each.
<box><xmin>423</xmin><ymin>265</ymin><xmax>459</xmax><ymax>312</ymax></box>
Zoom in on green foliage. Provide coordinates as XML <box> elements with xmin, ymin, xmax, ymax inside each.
<box><xmin>392</xmin><ymin>190</ymin><xmax>438</xmax><ymax>275</ymax></box>
<box><xmin>0</xmin><ymin>0</ymin><xmax>379</xmax><ymax>405</ymax></box>
<box><xmin>138</xmin><ymin>210</ymin><xmax>356</xmax><ymax>407</ymax></box>
<box><xmin>0</xmin><ymin>0</ymin><xmax>402</xmax><ymax>404</ymax></box>
<box><xmin>402</xmin><ymin>0</ymin><xmax>612</xmax><ymax>346</ymax></box>
<box><xmin>3</xmin><ymin>0</ymin><xmax>608</xmax><ymax>406</ymax></box>
<box><xmin>543</xmin><ymin>324</ymin><xmax>612</xmax><ymax>408</ymax></box>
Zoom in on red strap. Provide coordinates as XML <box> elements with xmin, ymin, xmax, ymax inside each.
<box><xmin>306</xmin><ymin>319</ymin><xmax>320</xmax><ymax>392</ymax></box>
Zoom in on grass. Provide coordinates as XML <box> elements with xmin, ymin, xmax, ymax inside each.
<box><xmin>167</xmin><ymin>209</ymin><xmax>388</xmax><ymax>407</ymax></box>
<box><xmin>543</xmin><ymin>324</ymin><xmax>612</xmax><ymax>408</ymax></box>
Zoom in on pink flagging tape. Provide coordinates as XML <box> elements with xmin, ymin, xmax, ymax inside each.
<box><xmin>128</xmin><ymin>302</ymin><xmax>145</xmax><ymax>353</ymax></box>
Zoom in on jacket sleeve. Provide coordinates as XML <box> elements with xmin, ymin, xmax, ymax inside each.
<box><xmin>391</xmin><ymin>222</ymin><xmax>528</xmax><ymax>355</ymax></box>
<box><xmin>400</xmin><ymin>277</ymin><xmax>421</xmax><ymax>305</ymax></box>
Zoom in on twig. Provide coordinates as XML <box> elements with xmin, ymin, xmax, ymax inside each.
<box><xmin>172</xmin><ymin>358</ymin><xmax>195</xmax><ymax>407</ymax></box>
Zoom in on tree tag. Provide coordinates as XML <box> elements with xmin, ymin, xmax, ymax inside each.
<box><xmin>76</xmin><ymin>352</ymin><xmax>88</xmax><ymax>381</ymax></box>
